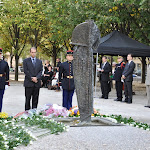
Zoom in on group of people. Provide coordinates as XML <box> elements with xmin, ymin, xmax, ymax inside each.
<box><xmin>23</xmin><ymin>48</ymin><xmax>75</xmax><ymax>111</ymax></box>
<box><xmin>0</xmin><ymin>46</ymin><xmax>150</xmax><ymax>113</ymax></box>
<box><xmin>41</xmin><ymin>61</ymin><xmax>54</xmax><ymax>88</ymax></box>
<box><xmin>41</xmin><ymin>59</ymin><xmax>61</xmax><ymax>89</ymax></box>
<box><xmin>99</xmin><ymin>54</ymin><xmax>135</xmax><ymax>104</ymax></box>
<box><xmin>23</xmin><ymin>47</ymin><xmax>75</xmax><ymax>111</ymax></box>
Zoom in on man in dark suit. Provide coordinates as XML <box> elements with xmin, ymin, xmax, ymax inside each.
<box><xmin>56</xmin><ymin>58</ymin><xmax>61</xmax><ymax>68</ymax></box>
<box><xmin>99</xmin><ymin>56</ymin><xmax>111</xmax><ymax>99</ymax></box>
<box><xmin>0</xmin><ymin>48</ymin><xmax>9</xmax><ymax>112</ymax></box>
<box><xmin>114</xmin><ymin>56</ymin><xmax>125</xmax><ymax>101</ymax></box>
<box><xmin>23</xmin><ymin>47</ymin><xmax>43</xmax><ymax>110</ymax></box>
<box><xmin>122</xmin><ymin>53</ymin><xmax>135</xmax><ymax>104</ymax></box>
<box><xmin>59</xmin><ymin>50</ymin><xmax>75</xmax><ymax>110</ymax></box>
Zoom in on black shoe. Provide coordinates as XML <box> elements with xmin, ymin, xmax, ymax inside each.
<box><xmin>104</xmin><ymin>97</ymin><xmax>108</xmax><ymax>99</ymax></box>
<box><xmin>144</xmin><ymin>106</ymin><xmax>150</xmax><ymax>108</ymax></box>
<box><xmin>128</xmin><ymin>99</ymin><xmax>132</xmax><ymax>103</ymax></box>
<box><xmin>114</xmin><ymin>98</ymin><xmax>118</xmax><ymax>101</ymax></box>
<box><xmin>114</xmin><ymin>98</ymin><xmax>122</xmax><ymax>101</ymax></box>
<box><xmin>122</xmin><ymin>100</ymin><xmax>128</xmax><ymax>103</ymax></box>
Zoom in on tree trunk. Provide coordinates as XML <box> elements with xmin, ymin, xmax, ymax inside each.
<box><xmin>15</xmin><ymin>54</ymin><xmax>19</xmax><ymax>81</ymax></box>
<box><xmin>10</xmin><ymin>55</ymin><xmax>13</xmax><ymax>68</ymax></box>
<box><xmin>52</xmin><ymin>46</ymin><xmax>57</xmax><ymax>67</ymax></box>
<box><xmin>141</xmin><ymin>57</ymin><xmax>146</xmax><ymax>83</ymax></box>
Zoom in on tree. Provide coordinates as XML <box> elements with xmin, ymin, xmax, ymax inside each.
<box><xmin>0</xmin><ymin>0</ymin><xmax>29</xmax><ymax>80</ymax></box>
<box><xmin>23</xmin><ymin>0</ymin><xmax>48</xmax><ymax>48</ymax></box>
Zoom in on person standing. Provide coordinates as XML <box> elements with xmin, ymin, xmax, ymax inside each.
<box><xmin>59</xmin><ymin>50</ymin><xmax>75</xmax><ymax>110</ymax></box>
<box><xmin>0</xmin><ymin>48</ymin><xmax>9</xmax><ymax>112</ymax></box>
<box><xmin>145</xmin><ymin>60</ymin><xmax>150</xmax><ymax>108</ymax></box>
<box><xmin>122</xmin><ymin>53</ymin><xmax>135</xmax><ymax>104</ymax></box>
<box><xmin>56</xmin><ymin>58</ymin><xmax>61</xmax><ymax>68</ymax></box>
<box><xmin>56</xmin><ymin>58</ymin><xmax>61</xmax><ymax>91</ymax></box>
<box><xmin>114</xmin><ymin>56</ymin><xmax>125</xmax><ymax>101</ymax></box>
<box><xmin>99</xmin><ymin>56</ymin><xmax>111</xmax><ymax>99</ymax></box>
<box><xmin>23</xmin><ymin>47</ymin><xmax>43</xmax><ymax>111</ymax></box>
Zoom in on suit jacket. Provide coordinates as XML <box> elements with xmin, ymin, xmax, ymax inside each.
<box><xmin>146</xmin><ymin>65</ymin><xmax>150</xmax><ymax>85</ymax></box>
<box><xmin>23</xmin><ymin>57</ymin><xmax>43</xmax><ymax>88</ymax></box>
<box><xmin>59</xmin><ymin>61</ymin><xmax>75</xmax><ymax>90</ymax></box>
<box><xmin>100</xmin><ymin>62</ymin><xmax>111</xmax><ymax>82</ymax></box>
<box><xmin>122</xmin><ymin>61</ymin><xmax>135</xmax><ymax>82</ymax></box>
<box><xmin>0</xmin><ymin>60</ymin><xmax>9</xmax><ymax>90</ymax></box>
<box><xmin>114</xmin><ymin>62</ymin><xmax>125</xmax><ymax>81</ymax></box>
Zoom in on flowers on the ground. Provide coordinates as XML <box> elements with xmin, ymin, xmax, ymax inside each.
<box><xmin>69</xmin><ymin>106</ymin><xmax>80</xmax><ymax>117</ymax></box>
<box><xmin>101</xmin><ymin>114</ymin><xmax>150</xmax><ymax>131</ymax></box>
<box><xmin>0</xmin><ymin>111</ymin><xmax>68</xmax><ymax>149</ymax></box>
<box><xmin>68</xmin><ymin>106</ymin><xmax>101</xmax><ymax>117</ymax></box>
<box><xmin>68</xmin><ymin>107</ymin><xmax>150</xmax><ymax>131</ymax></box>
<box><xmin>0</xmin><ymin>112</ymin><xmax>8</xmax><ymax>119</ymax></box>
<box><xmin>0</xmin><ymin>118</ymin><xmax>36</xmax><ymax>149</ymax></box>
<box><xmin>1</xmin><ymin>104</ymin><xmax>150</xmax><ymax>149</ymax></box>
<box><xmin>15</xmin><ymin>114</ymin><xmax>68</xmax><ymax>134</ymax></box>
<box><xmin>39</xmin><ymin>104</ymin><xmax>68</xmax><ymax>118</ymax></box>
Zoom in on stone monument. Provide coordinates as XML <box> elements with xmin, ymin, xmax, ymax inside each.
<box><xmin>70</xmin><ymin>20</ymin><xmax>101</xmax><ymax>124</ymax></box>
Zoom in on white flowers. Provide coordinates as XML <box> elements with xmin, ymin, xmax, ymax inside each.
<box><xmin>3</xmin><ymin>120</ymin><xmax>8</xmax><ymax>123</ymax></box>
<box><xmin>0</xmin><ymin>119</ymin><xmax>36</xmax><ymax>149</ymax></box>
<box><xmin>29</xmin><ymin>141</ymin><xmax>33</xmax><ymax>145</ymax></box>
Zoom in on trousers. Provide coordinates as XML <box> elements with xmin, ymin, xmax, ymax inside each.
<box><xmin>25</xmin><ymin>87</ymin><xmax>40</xmax><ymax>110</ymax></box>
<box><xmin>101</xmin><ymin>81</ymin><xmax>109</xmax><ymax>98</ymax></box>
<box><xmin>115</xmin><ymin>81</ymin><xmax>123</xmax><ymax>100</ymax></box>
<box><xmin>0</xmin><ymin>89</ymin><xmax>5</xmax><ymax>112</ymax></box>
<box><xmin>124</xmin><ymin>81</ymin><xmax>133</xmax><ymax>102</ymax></box>
<box><xmin>63</xmin><ymin>89</ymin><xmax>74</xmax><ymax>110</ymax></box>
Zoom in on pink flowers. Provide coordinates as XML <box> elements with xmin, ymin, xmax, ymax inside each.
<box><xmin>43</xmin><ymin>104</ymin><xmax>68</xmax><ymax>118</ymax></box>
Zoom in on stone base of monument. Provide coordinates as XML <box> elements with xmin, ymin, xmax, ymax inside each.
<box><xmin>54</xmin><ymin>117</ymin><xmax>124</xmax><ymax>127</ymax></box>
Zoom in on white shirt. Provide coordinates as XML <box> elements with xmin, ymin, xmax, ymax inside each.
<box><xmin>31</xmin><ymin>57</ymin><xmax>36</xmax><ymax>63</ymax></box>
<box><xmin>128</xmin><ymin>60</ymin><xmax>132</xmax><ymax>65</ymax></box>
<box><xmin>102</xmin><ymin>62</ymin><xmax>107</xmax><ymax>69</ymax></box>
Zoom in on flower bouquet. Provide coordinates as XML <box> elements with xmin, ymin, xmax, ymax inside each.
<box><xmin>0</xmin><ymin>112</ymin><xmax>8</xmax><ymax>119</ymax></box>
<box><xmin>69</xmin><ymin>106</ymin><xmax>80</xmax><ymax>117</ymax></box>
<box><xmin>68</xmin><ymin>106</ymin><xmax>101</xmax><ymax>117</ymax></box>
<box><xmin>39</xmin><ymin>104</ymin><xmax>68</xmax><ymax>118</ymax></box>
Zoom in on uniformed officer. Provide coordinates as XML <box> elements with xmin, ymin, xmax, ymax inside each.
<box><xmin>113</xmin><ymin>56</ymin><xmax>125</xmax><ymax>101</ymax></box>
<box><xmin>59</xmin><ymin>50</ymin><xmax>75</xmax><ymax>110</ymax></box>
<box><xmin>0</xmin><ymin>48</ymin><xmax>9</xmax><ymax>112</ymax></box>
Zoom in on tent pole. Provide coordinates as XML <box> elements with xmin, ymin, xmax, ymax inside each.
<box><xmin>94</xmin><ymin>53</ymin><xmax>99</xmax><ymax>97</ymax></box>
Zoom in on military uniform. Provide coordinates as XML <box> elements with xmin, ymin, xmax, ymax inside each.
<box><xmin>0</xmin><ymin>48</ymin><xmax>9</xmax><ymax>112</ymax></box>
<box><xmin>59</xmin><ymin>50</ymin><xmax>75</xmax><ymax>110</ymax></box>
<box><xmin>113</xmin><ymin>61</ymin><xmax>125</xmax><ymax>101</ymax></box>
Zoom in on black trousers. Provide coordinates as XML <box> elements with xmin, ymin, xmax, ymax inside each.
<box><xmin>25</xmin><ymin>87</ymin><xmax>40</xmax><ymax>110</ymax></box>
<box><xmin>124</xmin><ymin>81</ymin><xmax>132</xmax><ymax>102</ymax></box>
<box><xmin>115</xmin><ymin>81</ymin><xmax>123</xmax><ymax>100</ymax></box>
<box><xmin>42</xmin><ymin>76</ymin><xmax>48</xmax><ymax>87</ymax></box>
<box><xmin>101</xmin><ymin>81</ymin><xmax>109</xmax><ymax>98</ymax></box>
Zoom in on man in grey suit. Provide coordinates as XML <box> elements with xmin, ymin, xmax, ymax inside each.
<box><xmin>145</xmin><ymin>60</ymin><xmax>150</xmax><ymax>108</ymax></box>
<box><xmin>23</xmin><ymin>47</ymin><xmax>43</xmax><ymax>110</ymax></box>
<box><xmin>122</xmin><ymin>54</ymin><xmax>135</xmax><ymax>104</ymax></box>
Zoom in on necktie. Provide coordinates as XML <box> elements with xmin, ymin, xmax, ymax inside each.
<box><xmin>102</xmin><ymin>63</ymin><xmax>105</xmax><ymax>69</ymax></box>
<box><xmin>32</xmin><ymin>58</ymin><xmax>36</xmax><ymax>67</ymax></box>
